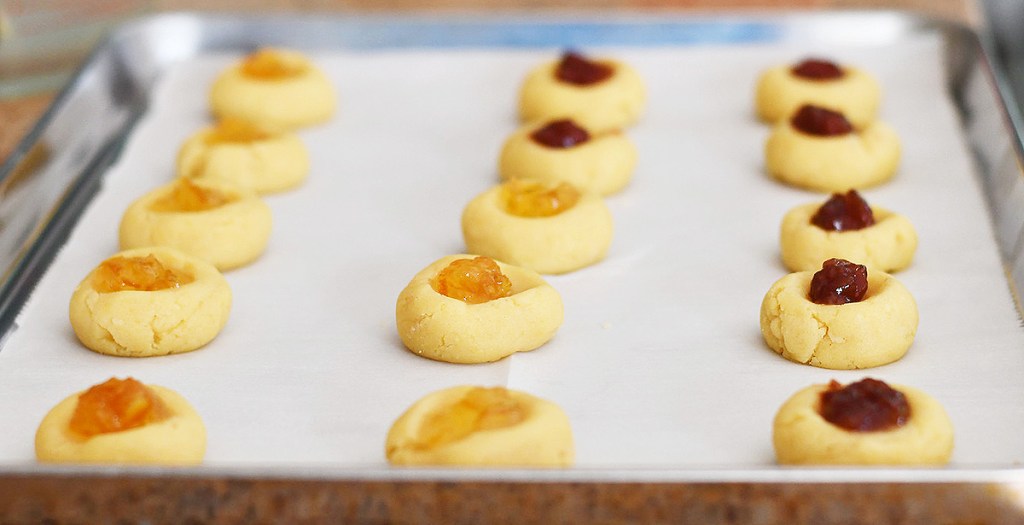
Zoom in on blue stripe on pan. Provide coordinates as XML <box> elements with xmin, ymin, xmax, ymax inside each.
<box><xmin>327</xmin><ymin>20</ymin><xmax>783</xmax><ymax>49</ymax></box>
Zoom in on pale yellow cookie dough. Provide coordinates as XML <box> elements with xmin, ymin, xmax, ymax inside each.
<box><xmin>780</xmin><ymin>202</ymin><xmax>917</xmax><ymax>272</ymax></box>
<box><xmin>755</xmin><ymin>63</ymin><xmax>880</xmax><ymax>129</ymax></box>
<box><xmin>119</xmin><ymin>179</ymin><xmax>272</xmax><ymax>271</ymax></box>
<box><xmin>773</xmin><ymin>381</ymin><xmax>954</xmax><ymax>465</ymax></box>
<box><xmin>462</xmin><ymin>181</ymin><xmax>613</xmax><ymax>274</ymax></box>
<box><xmin>69</xmin><ymin>247</ymin><xmax>232</xmax><ymax>357</ymax></box>
<box><xmin>177</xmin><ymin>119</ymin><xmax>309</xmax><ymax>194</ymax></box>
<box><xmin>759</xmin><ymin>268</ymin><xmax>918</xmax><ymax>369</ymax></box>
<box><xmin>209</xmin><ymin>48</ymin><xmax>336</xmax><ymax>131</ymax></box>
<box><xmin>765</xmin><ymin>118</ymin><xmax>901</xmax><ymax>192</ymax></box>
<box><xmin>386</xmin><ymin>385</ymin><xmax>574</xmax><ymax>467</ymax></box>
<box><xmin>395</xmin><ymin>255</ymin><xmax>563</xmax><ymax>364</ymax></box>
<box><xmin>499</xmin><ymin>121</ymin><xmax>637</xmax><ymax>196</ymax></box>
<box><xmin>35</xmin><ymin>384</ymin><xmax>206</xmax><ymax>465</ymax></box>
<box><xmin>518</xmin><ymin>57</ymin><xmax>646</xmax><ymax>133</ymax></box>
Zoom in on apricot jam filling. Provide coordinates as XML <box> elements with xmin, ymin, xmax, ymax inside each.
<box><xmin>431</xmin><ymin>256</ymin><xmax>512</xmax><ymax>304</ymax></box>
<box><xmin>413</xmin><ymin>387</ymin><xmax>527</xmax><ymax>450</ymax></box>
<box><xmin>203</xmin><ymin>118</ymin><xmax>271</xmax><ymax>145</ymax></box>
<box><xmin>91</xmin><ymin>255</ymin><xmax>193</xmax><ymax>293</ymax></box>
<box><xmin>502</xmin><ymin>179</ymin><xmax>581</xmax><ymax>218</ymax></box>
<box><xmin>240</xmin><ymin>49</ymin><xmax>306</xmax><ymax>80</ymax></box>
<box><xmin>150</xmin><ymin>179</ymin><xmax>233</xmax><ymax>213</ymax></box>
<box><xmin>69</xmin><ymin>377</ymin><xmax>171</xmax><ymax>438</ymax></box>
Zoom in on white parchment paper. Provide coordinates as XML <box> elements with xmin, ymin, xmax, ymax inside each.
<box><xmin>2</xmin><ymin>33</ymin><xmax>1022</xmax><ymax>470</ymax></box>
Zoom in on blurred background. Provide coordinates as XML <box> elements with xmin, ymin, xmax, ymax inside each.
<box><xmin>0</xmin><ymin>0</ymin><xmax>1006</xmax><ymax>160</ymax></box>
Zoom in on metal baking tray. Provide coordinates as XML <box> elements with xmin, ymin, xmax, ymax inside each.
<box><xmin>4</xmin><ymin>10</ymin><xmax>1024</xmax><ymax>522</ymax></box>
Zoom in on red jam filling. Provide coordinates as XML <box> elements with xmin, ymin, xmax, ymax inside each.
<box><xmin>792</xmin><ymin>58</ymin><xmax>844</xmax><ymax>80</ymax></box>
<box><xmin>791</xmin><ymin>105</ymin><xmax>854</xmax><ymax>136</ymax></box>
<box><xmin>811</xmin><ymin>190</ymin><xmax>876</xmax><ymax>231</ymax></box>
<box><xmin>530</xmin><ymin>119</ymin><xmax>590</xmax><ymax>148</ymax></box>
<box><xmin>808</xmin><ymin>258</ymin><xmax>868</xmax><ymax>305</ymax></box>
<box><xmin>819</xmin><ymin>378</ymin><xmax>910</xmax><ymax>432</ymax></box>
<box><xmin>555</xmin><ymin>52</ymin><xmax>614</xmax><ymax>85</ymax></box>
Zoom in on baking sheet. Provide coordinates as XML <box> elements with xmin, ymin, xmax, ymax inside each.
<box><xmin>1</xmin><ymin>18</ymin><xmax>1022</xmax><ymax>473</ymax></box>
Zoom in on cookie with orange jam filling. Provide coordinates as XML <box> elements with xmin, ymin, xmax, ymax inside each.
<box><xmin>69</xmin><ymin>247</ymin><xmax>232</xmax><ymax>357</ymax></box>
<box><xmin>386</xmin><ymin>385</ymin><xmax>574</xmax><ymax>466</ymax></box>
<box><xmin>462</xmin><ymin>178</ymin><xmax>613</xmax><ymax>274</ymax></box>
<box><xmin>499</xmin><ymin>118</ymin><xmax>637</xmax><ymax>196</ymax></box>
<box><xmin>395</xmin><ymin>255</ymin><xmax>563</xmax><ymax>363</ymax></box>
<box><xmin>119</xmin><ymin>178</ymin><xmax>272</xmax><ymax>270</ymax></box>
<box><xmin>772</xmin><ymin>378</ymin><xmax>953</xmax><ymax>465</ymax></box>
<box><xmin>209</xmin><ymin>48</ymin><xmax>336</xmax><ymax>130</ymax></box>
<box><xmin>765</xmin><ymin>104</ymin><xmax>900</xmax><ymax>192</ymax></box>
<box><xmin>177</xmin><ymin>118</ymin><xmax>309</xmax><ymax>194</ymax></box>
<box><xmin>35</xmin><ymin>377</ymin><xmax>206</xmax><ymax>465</ymax></box>
<box><xmin>518</xmin><ymin>51</ymin><xmax>646</xmax><ymax>133</ymax></box>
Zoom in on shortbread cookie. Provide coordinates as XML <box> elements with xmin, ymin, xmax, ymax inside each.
<box><xmin>177</xmin><ymin>118</ymin><xmax>309</xmax><ymax>194</ymax></box>
<box><xmin>518</xmin><ymin>51</ymin><xmax>645</xmax><ymax>133</ymax></box>
<box><xmin>765</xmin><ymin>105</ymin><xmax>900</xmax><ymax>192</ymax></box>
<box><xmin>780</xmin><ymin>190</ymin><xmax>917</xmax><ymax>272</ymax></box>
<box><xmin>773</xmin><ymin>378</ymin><xmax>953</xmax><ymax>465</ymax></box>
<box><xmin>386</xmin><ymin>385</ymin><xmax>574</xmax><ymax>467</ymax></box>
<box><xmin>759</xmin><ymin>258</ymin><xmax>917</xmax><ymax>369</ymax></box>
<box><xmin>462</xmin><ymin>179</ymin><xmax>613</xmax><ymax>274</ymax></box>
<box><xmin>756</xmin><ymin>57</ymin><xmax>881</xmax><ymax>129</ymax></box>
<box><xmin>36</xmin><ymin>377</ymin><xmax>206</xmax><ymax>465</ymax></box>
<box><xmin>210</xmin><ymin>48</ymin><xmax>335</xmax><ymax>130</ymax></box>
<box><xmin>395</xmin><ymin>255</ymin><xmax>563</xmax><ymax>363</ymax></box>
<box><xmin>69</xmin><ymin>247</ymin><xmax>232</xmax><ymax>357</ymax></box>
<box><xmin>499</xmin><ymin>118</ymin><xmax>636</xmax><ymax>195</ymax></box>
<box><xmin>119</xmin><ymin>178</ymin><xmax>272</xmax><ymax>271</ymax></box>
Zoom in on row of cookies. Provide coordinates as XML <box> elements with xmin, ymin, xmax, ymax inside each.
<box><xmin>754</xmin><ymin>57</ymin><xmax>952</xmax><ymax>465</ymax></box>
<box><xmin>36</xmin><ymin>48</ymin><xmax>337</xmax><ymax>465</ymax></box>
<box><xmin>466</xmin><ymin>51</ymin><xmax>644</xmax><ymax>274</ymax></box>
<box><xmin>69</xmin><ymin>48</ymin><xmax>336</xmax><ymax>357</ymax></box>
<box><xmin>389</xmin><ymin>51</ymin><xmax>646</xmax><ymax>466</ymax></box>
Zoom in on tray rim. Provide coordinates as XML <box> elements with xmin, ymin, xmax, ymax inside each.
<box><xmin>0</xmin><ymin>9</ymin><xmax>1021</xmax><ymax>493</ymax></box>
